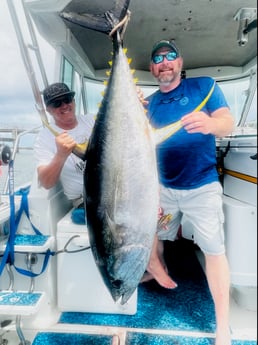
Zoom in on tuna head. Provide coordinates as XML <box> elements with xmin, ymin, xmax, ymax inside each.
<box><xmin>91</xmin><ymin>232</ymin><xmax>151</xmax><ymax>304</ymax></box>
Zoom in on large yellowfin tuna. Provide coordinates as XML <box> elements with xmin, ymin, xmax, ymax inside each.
<box><xmin>60</xmin><ymin>1</ymin><xmax>159</xmax><ymax>304</ymax></box>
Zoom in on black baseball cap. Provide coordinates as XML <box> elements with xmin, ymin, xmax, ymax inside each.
<box><xmin>43</xmin><ymin>83</ymin><xmax>75</xmax><ymax>106</ymax></box>
<box><xmin>151</xmin><ymin>40</ymin><xmax>180</xmax><ymax>58</ymax></box>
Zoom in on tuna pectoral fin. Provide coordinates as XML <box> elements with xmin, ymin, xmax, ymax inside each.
<box><xmin>153</xmin><ymin>81</ymin><xmax>216</xmax><ymax>145</ymax></box>
<box><xmin>153</xmin><ymin>119</ymin><xmax>183</xmax><ymax>145</ymax></box>
<box><xmin>60</xmin><ymin>0</ymin><xmax>131</xmax><ymax>34</ymax></box>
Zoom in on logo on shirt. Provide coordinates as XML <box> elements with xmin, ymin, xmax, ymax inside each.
<box><xmin>75</xmin><ymin>160</ymin><xmax>86</xmax><ymax>173</ymax></box>
<box><xmin>180</xmin><ymin>96</ymin><xmax>189</xmax><ymax>106</ymax></box>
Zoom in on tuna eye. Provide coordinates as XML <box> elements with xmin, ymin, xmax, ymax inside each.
<box><xmin>112</xmin><ymin>279</ymin><xmax>122</xmax><ymax>289</ymax></box>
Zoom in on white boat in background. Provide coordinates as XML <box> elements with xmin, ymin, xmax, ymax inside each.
<box><xmin>0</xmin><ymin>1</ymin><xmax>257</xmax><ymax>344</ymax></box>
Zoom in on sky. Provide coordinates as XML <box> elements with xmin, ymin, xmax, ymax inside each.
<box><xmin>0</xmin><ymin>0</ymin><xmax>55</xmax><ymax>130</ymax></box>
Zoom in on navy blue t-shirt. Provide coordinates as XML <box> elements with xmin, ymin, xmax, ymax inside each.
<box><xmin>146</xmin><ymin>76</ymin><xmax>229</xmax><ymax>189</ymax></box>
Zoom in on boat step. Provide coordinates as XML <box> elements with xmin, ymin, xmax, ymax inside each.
<box><xmin>0</xmin><ymin>234</ymin><xmax>54</xmax><ymax>253</ymax></box>
<box><xmin>32</xmin><ymin>332</ymin><xmax>117</xmax><ymax>345</ymax></box>
<box><xmin>0</xmin><ymin>291</ymin><xmax>45</xmax><ymax>315</ymax></box>
<box><xmin>32</xmin><ymin>331</ymin><xmax>257</xmax><ymax>345</ymax></box>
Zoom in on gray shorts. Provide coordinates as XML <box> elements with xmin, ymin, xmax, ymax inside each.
<box><xmin>157</xmin><ymin>181</ymin><xmax>225</xmax><ymax>255</ymax></box>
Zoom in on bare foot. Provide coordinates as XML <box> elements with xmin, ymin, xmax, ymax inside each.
<box><xmin>215</xmin><ymin>328</ymin><xmax>231</xmax><ymax>345</ymax></box>
<box><xmin>145</xmin><ymin>254</ymin><xmax>177</xmax><ymax>289</ymax></box>
<box><xmin>140</xmin><ymin>271</ymin><xmax>154</xmax><ymax>283</ymax></box>
<box><xmin>147</xmin><ymin>264</ymin><xmax>177</xmax><ymax>289</ymax></box>
<box><xmin>143</xmin><ymin>235</ymin><xmax>177</xmax><ymax>289</ymax></box>
<box><xmin>111</xmin><ymin>335</ymin><xmax>120</xmax><ymax>345</ymax></box>
<box><xmin>140</xmin><ymin>264</ymin><xmax>173</xmax><ymax>285</ymax></box>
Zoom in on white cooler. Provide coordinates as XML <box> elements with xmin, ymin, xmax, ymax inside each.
<box><xmin>223</xmin><ymin>195</ymin><xmax>257</xmax><ymax>287</ymax></box>
<box><xmin>56</xmin><ymin>210</ymin><xmax>137</xmax><ymax>314</ymax></box>
<box><xmin>220</xmin><ymin>134</ymin><xmax>257</xmax><ymax>310</ymax></box>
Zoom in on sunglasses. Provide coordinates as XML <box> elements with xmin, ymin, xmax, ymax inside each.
<box><xmin>152</xmin><ymin>51</ymin><xmax>178</xmax><ymax>64</ymax></box>
<box><xmin>48</xmin><ymin>94</ymin><xmax>74</xmax><ymax>108</ymax></box>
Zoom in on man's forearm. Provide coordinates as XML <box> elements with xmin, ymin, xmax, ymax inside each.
<box><xmin>37</xmin><ymin>154</ymin><xmax>67</xmax><ymax>189</ymax></box>
<box><xmin>212</xmin><ymin>108</ymin><xmax>235</xmax><ymax>138</ymax></box>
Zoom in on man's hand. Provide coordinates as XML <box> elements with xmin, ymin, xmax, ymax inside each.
<box><xmin>136</xmin><ymin>86</ymin><xmax>149</xmax><ymax>106</ymax></box>
<box><xmin>181</xmin><ymin>107</ymin><xmax>234</xmax><ymax>137</ymax></box>
<box><xmin>181</xmin><ymin>111</ymin><xmax>216</xmax><ymax>134</ymax></box>
<box><xmin>158</xmin><ymin>207</ymin><xmax>172</xmax><ymax>230</ymax></box>
<box><xmin>56</xmin><ymin>132</ymin><xmax>77</xmax><ymax>158</ymax></box>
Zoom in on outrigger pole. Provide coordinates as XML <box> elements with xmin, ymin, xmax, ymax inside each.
<box><xmin>7</xmin><ymin>0</ymin><xmax>87</xmax><ymax>160</ymax></box>
<box><xmin>7</xmin><ymin>0</ymin><xmax>49</xmax><ymax>126</ymax></box>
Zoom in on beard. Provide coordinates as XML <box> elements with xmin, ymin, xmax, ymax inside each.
<box><xmin>157</xmin><ymin>71</ymin><xmax>177</xmax><ymax>86</ymax></box>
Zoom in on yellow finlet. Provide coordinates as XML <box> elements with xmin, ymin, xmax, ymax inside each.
<box><xmin>193</xmin><ymin>81</ymin><xmax>215</xmax><ymax>112</ymax></box>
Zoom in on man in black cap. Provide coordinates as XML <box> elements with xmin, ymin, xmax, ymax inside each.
<box><xmin>143</xmin><ymin>40</ymin><xmax>234</xmax><ymax>345</ymax></box>
<box><xmin>34</xmin><ymin>83</ymin><xmax>94</xmax><ymax>221</ymax></box>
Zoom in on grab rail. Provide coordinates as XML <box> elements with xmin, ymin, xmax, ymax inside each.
<box><xmin>1</xmin><ymin>126</ymin><xmax>41</xmax><ymax>194</ymax></box>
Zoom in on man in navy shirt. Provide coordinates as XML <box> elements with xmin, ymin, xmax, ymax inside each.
<box><xmin>144</xmin><ymin>40</ymin><xmax>234</xmax><ymax>345</ymax></box>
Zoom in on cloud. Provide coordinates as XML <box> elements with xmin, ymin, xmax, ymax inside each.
<box><xmin>0</xmin><ymin>3</ymin><xmax>30</xmax><ymax>94</ymax></box>
<box><xmin>0</xmin><ymin>1</ymin><xmax>54</xmax><ymax>129</ymax></box>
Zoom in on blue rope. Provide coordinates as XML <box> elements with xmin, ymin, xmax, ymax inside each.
<box><xmin>0</xmin><ymin>160</ymin><xmax>15</xmax><ymax>274</ymax></box>
<box><xmin>8</xmin><ymin>160</ymin><xmax>16</xmax><ymax>265</ymax></box>
<box><xmin>15</xmin><ymin>186</ymin><xmax>43</xmax><ymax>235</ymax></box>
<box><xmin>0</xmin><ymin>160</ymin><xmax>53</xmax><ymax>277</ymax></box>
<box><xmin>14</xmin><ymin>249</ymin><xmax>55</xmax><ymax>277</ymax></box>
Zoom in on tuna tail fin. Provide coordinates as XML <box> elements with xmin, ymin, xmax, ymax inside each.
<box><xmin>59</xmin><ymin>0</ymin><xmax>131</xmax><ymax>35</ymax></box>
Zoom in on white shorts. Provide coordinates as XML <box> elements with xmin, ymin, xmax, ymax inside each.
<box><xmin>157</xmin><ymin>181</ymin><xmax>225</xmax><ymax>255</ymax></box>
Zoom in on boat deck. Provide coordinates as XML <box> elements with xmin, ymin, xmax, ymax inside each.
<box><xmin>1</xmin><ymin>239</ymin><xmax>256</xmax><ymax>345</ymax></box>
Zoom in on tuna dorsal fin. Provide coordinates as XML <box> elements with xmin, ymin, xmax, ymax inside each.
<box><xmin>59</xmin><ymin>0</ymin><xmax>131</xmax><ymax>35</ymax></box>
